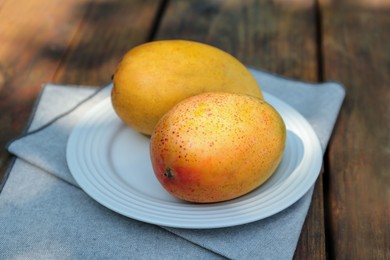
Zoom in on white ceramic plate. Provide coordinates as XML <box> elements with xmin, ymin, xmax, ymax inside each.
<box><xmin>66</xmin><ymin>93</ymin><xmax>322</xmax><ymax>229</ymax></box>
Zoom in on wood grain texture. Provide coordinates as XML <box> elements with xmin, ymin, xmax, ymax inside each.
<box><xmin>320</xmin><ymin>0</ymin><xmax>390</xmax><ymax>258</ymax></box>
<box><xmin>156</xmin><ymin>0</ymin><xmax>318</xmax><ymax>82</ymax></box>
<box><xmin>156</xmin><ymin>1</ymin><xmax>325</xmax><ymax>258</ymax></box>
<box><xmin>0</xmin><ymin>0</ymin><xmax>161</xmax><ymax>185</ymax></box>
<box><xmin>0</xmin><ymin>0</ymin><xmax>93</xmax><ymax>184</ymax></box>
<box><xmin>52</xmin><ymin>0</ymin><xmax>161</xmax><ymax>85</ymax></box>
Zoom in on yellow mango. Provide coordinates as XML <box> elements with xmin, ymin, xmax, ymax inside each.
<box><xmin>150</xmin><ymin>92</ymin><xmax>286</xmax><ymax>203</ymax></box>
<box><xmin>112</xmin><ymin>40</ymin><xmax>263</xmax><ymax>135</ymax></box>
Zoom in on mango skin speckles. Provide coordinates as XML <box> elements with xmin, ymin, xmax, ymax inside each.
<box><xmin>150</xmin><ymin>92</ymin><xmax>286</xmax><ymax>203</ymax></box>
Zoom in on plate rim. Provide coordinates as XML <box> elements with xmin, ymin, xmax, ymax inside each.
<box><xmin>66</xmin><ymin>92</ymin><xmax>322</xmax><ymax>229</ymax></box>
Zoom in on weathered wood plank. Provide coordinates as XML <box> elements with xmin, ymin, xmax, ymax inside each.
<box><xmin>0</xmin><ymin>0</ymin><xmax>94</xmax><ymax>184</ymax></box>
<box><xmin>320</xmin><ymin>0</ymin><xmax>390</xmax><ymax>258</ymax></box>
<box><xmin>52</xmin><ymin>0</ymin><xmax>161</xmax><ymax>85</ymax></box>
<box><xmin>0</xmin><ymin>0</ymin><xmax>161</xmax><ymax>185</ymax></box>
<box><xmin>156</xmin><ymin>1</ymin><xmax>325</xmax><ymax>258</ymax></box>
<box><xmin>156</xmin><ymin>0</ymin><xmax>318</xmax><ymax>82</ymax></box>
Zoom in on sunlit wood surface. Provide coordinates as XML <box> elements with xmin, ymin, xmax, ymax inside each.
<box><xmin>0</xmin><ymin>0</ymin><xmax>388</xmax><ymax>258</ymax></box>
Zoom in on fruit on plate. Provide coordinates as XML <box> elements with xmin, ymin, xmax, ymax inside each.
<box><xmin>111</xmin><ymin>40</ymin><xmax>263</xmax><ymax>135</ymax></box>
<box><xmin>150</xmin><ymin>92</ymin><xmax>286</xmax><ymax>203</ymax></box>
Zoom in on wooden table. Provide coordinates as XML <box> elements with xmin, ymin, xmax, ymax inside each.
<box><xmin>0</xmin><ymin>0</ymin><xmax>389</xmax><ymax>259</ymax></box>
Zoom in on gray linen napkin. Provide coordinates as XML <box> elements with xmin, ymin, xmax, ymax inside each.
<box><xmin>1</xmin><ymin>68</ymin><xmax>345</xmax><ymax>259</ymax></box>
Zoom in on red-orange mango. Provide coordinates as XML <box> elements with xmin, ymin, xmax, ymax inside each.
<box><xmin>150</xmin><ymin>92</ymin><xmax>286</xmax><ymax>203</ymax></box>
